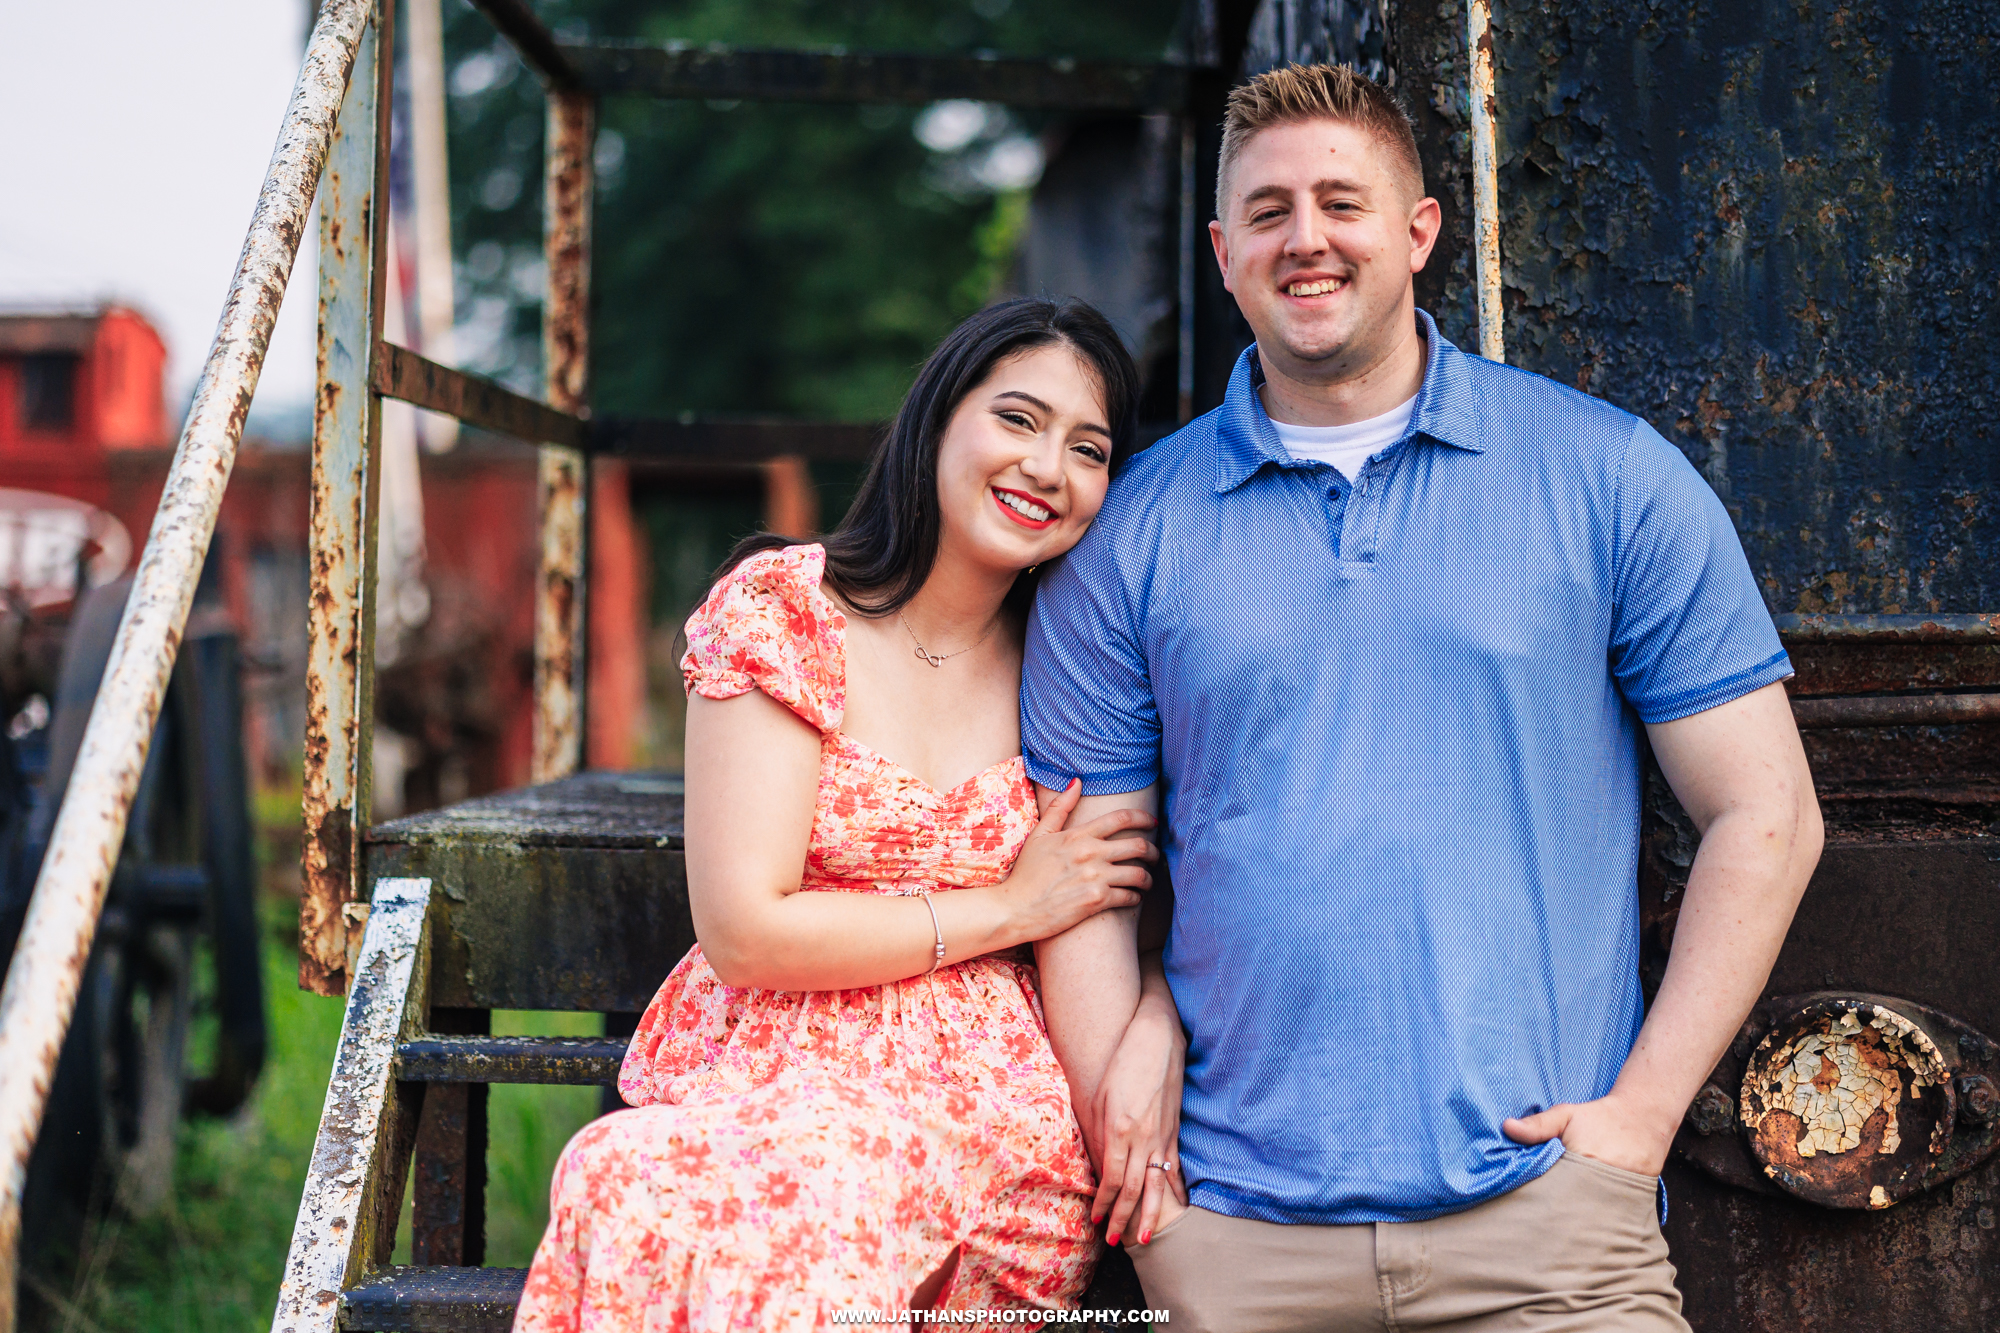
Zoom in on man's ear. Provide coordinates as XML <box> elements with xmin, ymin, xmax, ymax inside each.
<box><xmin>1208</xmin><ymin>219</ymin><xmax>1234</xmax><ymax>294</ymax></box>
<box><xmin>1408</xmin><ymin>196</ymin><xmax>1443</xmax><ymax>275</ymax></box>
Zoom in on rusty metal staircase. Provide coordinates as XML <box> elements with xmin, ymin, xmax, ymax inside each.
<box><xmin>276</xmin><ymin>774</ymin><xmax>692</xmax><ymax>1332</ymax></box>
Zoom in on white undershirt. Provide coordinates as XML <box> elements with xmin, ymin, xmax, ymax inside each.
<box><xmin>1269</xmin><ymin>394</ymin><xmax>1417</xmax><ymax>481</ymax></box>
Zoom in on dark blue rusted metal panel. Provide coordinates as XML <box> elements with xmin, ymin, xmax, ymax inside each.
<box><xmin>1380</xmin><ymin>3</ymin><xmax>2000</xmax><ymax>1326</ymax></box>
<box><xmin>1398</xmin><ymin>0</ymin><xmax>2000</xmax><ymax>618</ymax></box>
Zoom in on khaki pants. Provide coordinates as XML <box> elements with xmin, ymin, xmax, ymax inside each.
<box><xmin>1127</xmin><ymin>1152</ymin><xmax>1689</xmax><ymax>1333</ymax></box>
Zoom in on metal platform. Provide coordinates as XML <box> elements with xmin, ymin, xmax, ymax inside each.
<box><xmin>366</xmin><ymin>771</ymin><xmax>691</xmax><ymax>1013</ymax></box>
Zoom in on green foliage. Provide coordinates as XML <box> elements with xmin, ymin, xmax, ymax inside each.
<box><xmin>443</xmin><ymin>0</ymin><xmax>1179</xmax><ymax>420</ymax></box>
<box><xmin>23</xmin><ymin>897</ymin><xmax>345</xmax><ymax>1331</ymax></box>
<box><xmin>28</xmin><ymin>896</ymin><xmax>606</xmax><ymax>1329</ymax></box>
<box><xmin>479</xmin><ymin>1012</ymin><xmax>607</xmax><ymax>1266</ymax></box>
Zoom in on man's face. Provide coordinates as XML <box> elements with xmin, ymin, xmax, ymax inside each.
<box><xmin>1210</xmin><ymin>119</ymin><xmax>1440</xmax><ymax>381</ymax></box>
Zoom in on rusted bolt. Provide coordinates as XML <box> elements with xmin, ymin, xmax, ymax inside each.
<box><xmin>1956</xmin><ymin>1073</ymin><xmax>1999</xmax><ymax>1127</ymax></box>
<box><xmin>1686</xmin><ymin>1083</ymin><xmax>1736</xmax><ymax>1136</ymax></box>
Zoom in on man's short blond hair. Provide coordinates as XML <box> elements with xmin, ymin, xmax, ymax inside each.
<box><xmin>1217</xmin><ymin>64</ymin><xmax>1425</xmax><ymax>217</ymax></box>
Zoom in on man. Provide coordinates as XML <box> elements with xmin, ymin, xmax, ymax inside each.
<box><xmin>1021</xmin><ymin>64</ymin><xmax>1822</xmax><ymax>1331</ymax></box>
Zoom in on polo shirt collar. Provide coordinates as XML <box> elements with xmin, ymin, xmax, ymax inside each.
<box><xmin>1212</xmin><ymin>308</ymin><xmax>1484</xmax><ymax>494</ymax></box>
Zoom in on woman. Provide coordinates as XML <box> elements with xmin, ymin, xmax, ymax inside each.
<box><xmin>515</xmin><ymin>298</ymin><xmax>1185</xmax><ymax>1330</ymax></box>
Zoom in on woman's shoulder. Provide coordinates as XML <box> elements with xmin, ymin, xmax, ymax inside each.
<box><xmin>714</xmin><ymin>541</ymin><xmax>830</xmax><ymax>601</ymax></box>
<box><xmin>682</xmin><ymin>542</ymin><xmax>846</xmax><ymax>730</ymax></box>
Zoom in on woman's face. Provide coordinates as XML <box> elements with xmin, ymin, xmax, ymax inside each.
<box><xmin>933</xmin><ymin>343</ymin><xmax>1116</xmax><ymax>577</ymax></box>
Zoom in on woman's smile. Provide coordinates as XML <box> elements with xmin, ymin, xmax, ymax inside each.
<box><xmin>991</xmin><ymin>486</ymin><xmax>1058</xmax><ymax>530</ymax></box>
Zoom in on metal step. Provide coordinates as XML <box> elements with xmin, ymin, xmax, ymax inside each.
<box><xmin>396</xmin><ymin>1035</ymin><xmax>629</xmax><ymax>1086</ymax></box>
<box><xmin>333</xmin><ymin>1239</ymin><xmax>1139</xmax><ymax>1327</ymax></box>
<box><xmin>339</xmin><ymin>1256</ymin><xmax>1141</xmax><ymax>1327</ymax></box>
<box><xmin>342</xmin><ymin>1266</ymin><xmax>527</xmax><ymax>1332</ymax></box>
<box><xmin>367</xmin><ymin>770</ymin><xmax>694</xmax><ymax>1014</ymax></box>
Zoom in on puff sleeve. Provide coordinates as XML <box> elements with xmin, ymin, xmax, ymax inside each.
<box><xmin>679</xmin><ymin>543</ymin><xmax>846</xmax><ymax>733</ymax></box>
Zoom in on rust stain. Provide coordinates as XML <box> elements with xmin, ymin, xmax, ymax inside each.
<box><xmin>531</xmin><ymin>90</ymin><xmax>595</xmax><ymax>785</ymax></box>
<box><xmin>1761</xmin><ymin>1016</ymin><xmax>1920</xmax><ymax>1157</ymax></box>
<box><xmin>302</xmin><ymin>0</ymin><xmax>394</xmax><ymax>996</ymax></box>
<box><xmin>1740</xmin><ymin>1002</ymin><xmax>1953</xmax><ymax>1209</ymax></box>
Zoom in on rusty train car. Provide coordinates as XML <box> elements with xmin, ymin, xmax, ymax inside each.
<box><xmin>1322</xmin><ymin>3</ymin><xmax>2000</xmax><ymax>1325</ymax></box>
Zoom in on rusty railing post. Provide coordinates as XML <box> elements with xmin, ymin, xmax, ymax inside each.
<box><xmin>302</xmin><ymin>0</ymin><xmax>395</xmax><ymax>996</ymax></box>
<box><xmin>0</xmin><ymin>2</ymin><xmax>373</xmax><ymax>1321</ymax></box>
<box><xmin>1466</xmin><ymin>0</ymin><xmax>1503</xmax><ymax>363</ymax></box>
<box><xmin>534</xmin><ymin>90</ymin><xmax>595</xmax><ymax>783</ymax></box>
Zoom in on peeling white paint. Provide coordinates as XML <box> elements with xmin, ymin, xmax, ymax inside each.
<box><xmin>271</xmin><ymin>878</ymin><xmax>430</xmax><ymax>1333</ymax></box>
<box><xmin>1743</xmin><ymin>1004</ymin><xmax>1947</xmax><ymax>1162</ymax></box>
<box><xmin>1784</xmin><ymin>1012</ymin><xmax>1928</xmax><ymax>1156</ymax></box>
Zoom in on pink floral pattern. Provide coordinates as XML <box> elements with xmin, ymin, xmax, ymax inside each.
<box><xmin>514</xmin><ymin>545</ymin><xmax>1098</xmax><ymax>1332</ymax></box>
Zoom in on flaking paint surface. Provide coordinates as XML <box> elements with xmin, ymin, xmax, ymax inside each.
<box><xmin>1399</xmin><ymin>0</ymin><xmax>2000</xmax><ymax>615</ymax></box>
<box><xmin>1754</xmin><ymin>1010</ymin><xmax>1932</xmax><ymax>1157</ymax></box>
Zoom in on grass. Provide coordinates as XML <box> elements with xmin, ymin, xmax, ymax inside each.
<box><xmin>30</xmin><ymin>890</ymin><xmax>609</xmax><ymax>1331</ymax></box>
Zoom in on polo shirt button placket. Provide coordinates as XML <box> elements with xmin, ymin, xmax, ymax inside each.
<box><xmin>1348</xmin><ymin>459</ymin><xmax>1391</xmax><ymax>563</ymax></box>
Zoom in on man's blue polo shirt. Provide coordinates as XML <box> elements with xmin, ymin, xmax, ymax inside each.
<box><xmin>1020</xmin><ymin>311</ymin><xmax>1791</xmax><ymax>1224</ymax></box>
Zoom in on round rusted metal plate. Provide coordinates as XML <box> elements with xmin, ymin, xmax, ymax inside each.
<box><xmin>1739</xmin><ymin>999</ymin><xmax>1956</xmax><ymax>1209</ymax></box>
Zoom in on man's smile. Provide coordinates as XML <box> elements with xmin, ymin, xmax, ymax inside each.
<box><xmin>1285</xmin><ymin>276</ymin><xmax>1348</xmax><ymax>298</ymax></box>
<box><xmin>1288</xmin><ymin>272</ymin><xmax>1352</xmax><ymax>298</ymax></box>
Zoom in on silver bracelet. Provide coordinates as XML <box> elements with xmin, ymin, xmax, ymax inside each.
<box><xmin>918</xmin><ymin>890</ymin><xmax>946</xmax><ymax>975</ymax></box>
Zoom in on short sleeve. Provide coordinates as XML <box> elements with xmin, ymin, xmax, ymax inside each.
<box><xmin>1610</xmin><ymin>422</ymin><xmax>1792</xmax><ymax>723</ymax></box>
<box><xmin>680</xmin><ymin>544</ymin><xmax>845</xmax><ymax>732</ymax></box>
<box><xmin>1020</xmin><ymin>523</ymin><xmax>1162</xmax><ymax>795</ymax></box>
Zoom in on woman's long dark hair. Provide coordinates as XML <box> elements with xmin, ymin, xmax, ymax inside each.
<box><xmin>715</xmin><ymin>296</ymin><xmax>1140</xmax><ymax>616</ymax></box>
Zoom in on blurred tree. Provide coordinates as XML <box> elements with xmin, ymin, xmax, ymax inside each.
<box><xmin>435</xmin><ymin>0</ymin><xmax>1179</xmax><ymax>767</ymax></box>
<box><xmin>440</xmin><ymin>0</ymin><xmax>1181</xmax><ymax>421</ymax></box>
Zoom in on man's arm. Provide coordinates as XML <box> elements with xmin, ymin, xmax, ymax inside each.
<box><xmin>1505</xmin><ymin>679</ymin><xmax>1822</xmax><ymax>1173</ymax></box>
<box><xmin>1034</xmin><ymin>783</ymin><xmax>1160</xmax><ymax>1134</ymax></box>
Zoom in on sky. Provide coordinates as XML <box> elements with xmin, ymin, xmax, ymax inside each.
<box><xmin>0</xmin><ymin>0</ymin><xmax>319</xmax><ymax>437</ymax></box>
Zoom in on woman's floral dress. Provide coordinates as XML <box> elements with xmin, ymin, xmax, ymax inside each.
<box><xmin>513</xmin><ymin>544</ymin><xmax>1099</xmax><ymax>1332</ymax></box>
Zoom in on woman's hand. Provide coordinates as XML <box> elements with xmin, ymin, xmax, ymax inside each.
<box><xmin>996</xmin><ymin>779</ymin><xmax>1157</xmax><ymax>944</ymax></box>
<box><xmin>1088</xmin><ymin>997</ymin><xmax>1187</xmax><ymax>1249</ymax></box>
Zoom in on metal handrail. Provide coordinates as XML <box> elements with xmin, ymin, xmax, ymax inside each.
<box><xmin>0</xmin><ymin>1</ymin><xmax>372</xmax><ymax>1322</ymax></box>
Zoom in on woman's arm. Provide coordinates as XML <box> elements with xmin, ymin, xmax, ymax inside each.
<box><xmin>687</xmin><ymin>691</ymin><xmax>1158</xmax><ymax>991</ymax></box>
<box><xmin>1032</xmin><ymin>785</ymin><xmax>1160</xmax><ymax>1130</ymax></box>
<box><xmin>1092</xmin><ymin>946</ymin><xmax>1188</xmax><ymax>1246</ymax></box>
<box><xmin>1035</xmin><ymin>784</ymin><xmax>1193</xmax><ymax>1244</ymax></box>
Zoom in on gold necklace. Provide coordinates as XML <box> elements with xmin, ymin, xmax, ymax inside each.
<box><xmin>898</xmin><ymin>611</ymin><xmax>998</xmax><ymax>668</ymax></box>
